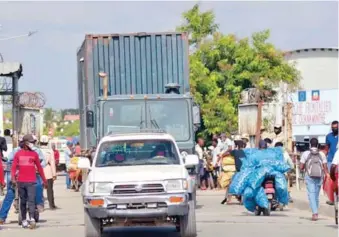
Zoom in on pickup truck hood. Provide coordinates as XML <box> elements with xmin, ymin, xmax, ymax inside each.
<box><xmin>90</xmin><ymin>165</ymin><xmax>187</xmax><ymax>183</ymax></box>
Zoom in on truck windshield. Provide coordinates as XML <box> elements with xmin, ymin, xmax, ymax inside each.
<box><xmin>95</xmin><ymin>139</ymin><xmax>180</xmax><ymax>167</ymax></box>
<box><xmin>103</xmin><ymin>101</ymin><xmax>146</xmax><ymax>134</ymax></box>
<box><xmin>146</xmin><ymin>100</ymin><xmax>190</xmax><ymax>142</ymax></box>
<box><xmin>102</xmin><ymin>99</ymin><xmax>191</xmax><ymax>141</ymax></box>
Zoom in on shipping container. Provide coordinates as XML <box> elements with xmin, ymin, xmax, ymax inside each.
<box><xmin>77</xmin><ymin>32</ymin><xmax>190</xmax><ymax>147</ymax></box>
<box><xmin>77</xmin><ymin>32</ymin><xmax>190</xmax><ymax>100</ymax></box>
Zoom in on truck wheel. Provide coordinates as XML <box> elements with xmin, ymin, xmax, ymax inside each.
<box><xmin>179</xmin><ymin>200</ymin><xmax>197</xmax><ymax>237</ymax></box>
<box><xmin>84</xmin><ymin>209</ymin><xmax>102</xmax><ymax>237</ymax></box>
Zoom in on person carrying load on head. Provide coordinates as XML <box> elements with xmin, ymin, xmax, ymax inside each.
<box><xmin>11</xmin><ymin>134</ymin><xmax>47</xmax><ymax>229</ymax></box>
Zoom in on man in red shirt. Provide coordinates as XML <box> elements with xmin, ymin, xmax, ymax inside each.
<box><xmin>52</xmin><ymin>144</ymin><xmax>60</xmax><ymax>166</ymax></box>
<box><xmin>11</xmin><ymin>134</ymin><xmax>47</xmax><ymax>229</ymax></box>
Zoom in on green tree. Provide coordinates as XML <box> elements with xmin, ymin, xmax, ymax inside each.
<box><xmin>44</xmin><ymin>108</ymin><xmax>54</xmax><ymax>130</ymax></box>
<box><xmin>178</xmin><ymin>4</ymin><xmax>300</xmax><ymax>137</ymax></box>
<box><xmin>55</xmin><ymin>120</ymin><xmax>80</xmax><ymax>137</ymax></box>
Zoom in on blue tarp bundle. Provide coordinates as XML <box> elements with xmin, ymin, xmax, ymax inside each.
<box><xmin>229</xmin><ymin>147</ymin><xmax>291</xmax><ymax>212</ymax></box>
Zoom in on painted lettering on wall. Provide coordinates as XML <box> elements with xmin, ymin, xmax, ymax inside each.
<box><xmin>292</xmin><ymin>101</ymin><xmax>332</xmax><ymax>125</ymax></box>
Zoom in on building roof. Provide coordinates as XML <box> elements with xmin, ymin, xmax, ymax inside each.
<box><xmin>284</xmin><ymin>47</ymin><xmax>339</xmax><ymax>57</ymax></box>
<box><xmin>63</xmin><ymin>114</ymin><xmax>80</xmax><ymax>121</ymax></box>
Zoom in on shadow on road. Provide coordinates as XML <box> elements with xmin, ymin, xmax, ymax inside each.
<box><xmin>102</xmin><ymin>226</ymin><xmax>180</xmax><ymax>237</ymax></box>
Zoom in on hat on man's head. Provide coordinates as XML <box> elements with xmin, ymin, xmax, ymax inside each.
<box><xmin>22</xmin><ymin>134</ymin><xmax>36</xmax><ymax>143</ymax></box>
<box><xmin>220</xmin><ymin>133</ymin><xmax>226</xmax><ymax>138</ymax></box>
<box><xmin>66</xmin><ymin>141</ymin><xmax>73</xmax><ymax>146</ymax></box>
<box><xmin>274</xmin><ymin>123</ymin><xmax>282</xmax><ymax>128</ymax></box>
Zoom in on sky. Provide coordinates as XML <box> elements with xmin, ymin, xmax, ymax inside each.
<box><xmin>0</xmin><ymin>1</ymin><xmax>337</xmax><ymax>109</ymax></box>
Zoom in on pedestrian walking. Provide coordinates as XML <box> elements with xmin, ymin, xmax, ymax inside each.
<box><xmin>52</xmin><ymin>144</ymin><xmax>60</xmax><ymax>169</ymax></box>
<box><xmin>195</xmin><ymin>138</ymin><xmax>207</xmax><ymax>190</ymax></box>
<box><xmin>40</xmin><ymin>135</ymin><xmax>57</xmax><ymax>210</ymax></box>
<box><xmin>275</xmin><ymin>142</ymin><xmax>294</xmax><ymax>203</ymax></box>
<box><xmin>11</xmin><ymin>134</ymin><xmax>47</xmax><ymax>229</ymax></box>
<box><xmin>65</xmin><ymin>141</ymin><xmax>73</xmax><ymax>189</ymax></box>
<box><xmin>221</xmin><ymin>136</ymin><xmax>245</xmax><ymax>204</ymax></box>
<box><xmin>0</xmin><ymin>131</ymin><xmax>8</xmax><ymax>161</ymax></box>
<box><xmin>0</xmin><ymin>139</ymin><xmax>25</xmax><ymax>224</ymax></box>
<box><xmin>325</xmin><ymin>120</ymin><xmax>338</xmax><ymax>205</ymax></box>
<box><xmin>299</xmin><ymin>138</ymin><xmax>329</xmax><ymax>221</ymax></box>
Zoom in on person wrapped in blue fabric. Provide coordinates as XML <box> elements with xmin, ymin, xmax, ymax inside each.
<box><xmin>0</xmin><ymin>136</ymin><xmax>46</xmax><ymax>224</ymax></box>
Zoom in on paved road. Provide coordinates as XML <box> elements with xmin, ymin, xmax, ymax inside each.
<box><xmin>0</xmin><ymin>178</ymin><xmax>337</xmax><ymax>237</ymax></box>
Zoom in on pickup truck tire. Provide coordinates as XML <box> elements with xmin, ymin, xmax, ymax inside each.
<box><xmin>179</xmin><ymin>200</ymin><xmax>197</xmax><ymax>237</ymax></box>
<box><xmin>84</xmin><ymin>209</ymin><xmax>102</xmax><ymax>237</ymax></box>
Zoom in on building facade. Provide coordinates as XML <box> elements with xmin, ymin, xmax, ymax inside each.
<box><xmin>284</xmin><ymin>48</ymin><xmax>339</xmax><ymax>142</ymax></box>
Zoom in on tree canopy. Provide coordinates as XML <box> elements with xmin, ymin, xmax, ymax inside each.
<box><xmin>177</xmin><ymin>4</ymin><xmax>300</xmax><ymax>137</ymax></box>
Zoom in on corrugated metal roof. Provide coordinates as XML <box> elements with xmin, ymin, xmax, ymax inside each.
<box><xmin>0</xmin><ymin>62</ymin><xmax>23</xmax><ymax>77</ymax></box>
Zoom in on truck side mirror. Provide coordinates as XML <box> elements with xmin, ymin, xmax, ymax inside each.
<box><xmin>192</xmin><ymin>105</ymin><xmax>201</xmax><ymax>127</ymax></box>
<box><xmin>86</xmin><ymin>110</ymin><xmax>94</xmax><ymax>128</ymax></box>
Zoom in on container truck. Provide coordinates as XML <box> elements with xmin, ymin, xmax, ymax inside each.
<box><xmin>77</xmin><ymin>32</ymin><xmax>201</xmax><ymax>155</ymax></box>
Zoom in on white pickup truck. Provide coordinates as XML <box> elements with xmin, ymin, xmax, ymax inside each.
<box><xmin>79</xmin><ymin>131</ymin><xmax>199</xmax><ymax>237</ymax></box>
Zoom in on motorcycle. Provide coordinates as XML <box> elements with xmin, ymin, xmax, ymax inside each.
<box><xmin>255</xmin><ymin>176</ymin><xmax>280</xmax><ymax>216</ymax></box>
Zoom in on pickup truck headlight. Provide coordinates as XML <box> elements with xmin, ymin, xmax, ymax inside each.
<box><xmin>88</xmin><ymin>182</ymin><xmax>112</xmax><ymax>194</ymax></box>
<box><xmin>165</xmin><ymin>179</ymin><xmax>188</xmax><ymax>192</ymax></box>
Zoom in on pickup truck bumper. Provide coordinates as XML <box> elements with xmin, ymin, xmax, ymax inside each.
<box><xmin>83</xmin><ymin>193</ymin><xmax>189</xmax><ymax>219</ymax></box>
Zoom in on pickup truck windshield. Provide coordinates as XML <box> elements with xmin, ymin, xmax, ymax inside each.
<box><xmin>95</xmin><ymin>139</ymin><xmax>180</xmax><ymax>167</ymax></box>
<box><xmin>103</xmin><ymin>100</ymin><xmax>190</xmax><ymax>141</ymax></box>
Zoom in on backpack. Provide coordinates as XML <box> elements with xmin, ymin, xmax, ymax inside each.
<box><xmin>305</xmin><ymin>150</ymin><xmax>324</xmax><ymax>178</ymax></box>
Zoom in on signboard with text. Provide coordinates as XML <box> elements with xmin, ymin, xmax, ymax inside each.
<box><xmin>291</xmin><ymin>89</ymin><xmax>337</xmax><ymax>126</ymax></box>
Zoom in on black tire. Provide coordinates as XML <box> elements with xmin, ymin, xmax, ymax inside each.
<box><xmin>263</xmin><ymin>203</ymin><xmax>271</xmax><ymax>216</ymax></box>
<box><xmin>179</xmin><ymin>200</ymin><xmax>197</xmax><ymax>237</ymax></box>
<box><xmin>271</xmin><ymin>206</ymin><xmax>277</xmax><ymax>211</ymax></box>
<box><xmin>84</xmin><ymin>209</ymin><xmax>102</xmax><ymax>237</ymax></box>
<box><xmin>254</xmin><ymin>207</ymin><xmax>261</xmax><ymax>216</ymax></box>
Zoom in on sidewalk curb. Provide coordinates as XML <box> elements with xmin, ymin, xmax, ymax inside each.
<box><xmin>290</xmin><ymin>195</ymin><xmax>335</xmax><ymax>218</ymax></box>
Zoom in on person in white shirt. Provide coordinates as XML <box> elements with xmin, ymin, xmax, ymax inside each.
<box><xmin>299</xmin><ymin>138</ymin><xmax>329</xmax><ymax>221</ymax></box>
<box><xmin>195</xmin><ymin>138</ymin><xmax>207</xmax><ymax>190</ymax></box>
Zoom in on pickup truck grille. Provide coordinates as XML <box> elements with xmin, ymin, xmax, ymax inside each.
<box><xmin>112</xmin><ymin>183</ymin><xmax>165</xmax><ymax>195</ymax></box>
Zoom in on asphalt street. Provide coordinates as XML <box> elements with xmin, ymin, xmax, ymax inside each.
<box><xmin>0</xmin><ymin>178</ymin><xmax>337</xmax><ymax>237</ymax></box>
